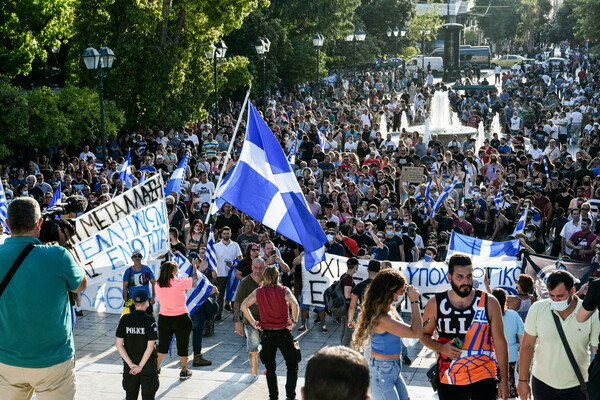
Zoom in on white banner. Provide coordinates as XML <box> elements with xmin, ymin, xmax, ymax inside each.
<box><xmin>69</xmin><ymin>174</ymin><xmax>170</xmax><ymax>313</ymax></box>
<box><xmin>302</xmin><ymin>255</ymin><xmax>522</xmax><ymax>310</ymax></box>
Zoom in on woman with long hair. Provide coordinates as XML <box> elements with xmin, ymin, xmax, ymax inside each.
<box><xmin>353</xmin><ymin>269</ymin><xmax>423</xmax><ymax>400</ymax></box>
<box><xmin>186</xmin><ymin>219</ymin><xmax>205</xmax><ymax>259</ymax></box>
<box><xmin>236</xmin><ymin>243</ymin><xmax>260</xmax><ymax>280</ymax></box>
<box><xmin>155</xmin><ymin>261</ymin><xmax>195</xmax><ymax>380</ymax></box>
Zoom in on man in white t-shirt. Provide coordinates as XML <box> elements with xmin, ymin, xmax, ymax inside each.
<box><xmin>570</xmin><ymin>107</ymin><xmax>583</xmax><ymax>144</ymax></box>
<box><xmin>344</xmin><ymin>135</ymin><xmax>358</xmax><ymax>152</ymax></box>
<box><xmin>191</xmin><ymin>170</ymin><xmax>215</xmax><ymax>205</ymax></box>
<box><xmin>214</xmin><ymin>227</ymin><xmax>243</xmax><ymax>321</ymax></box>
<box><xmin>79</xmin><ymin>145</ymin><xmax>96</xmax><ymax>161</ymax></box>
<box><xmin>527</xmin><ymin>140</ymin><xmax>544</xmax><ymax>161</ymax></box>
<box><xmin>510</xmin><ymin>113</ymin><xmax>523</xmax><ymax>136</ymax></box>
<box><xmin>495</xmin><ymin>64</ymin><xmax>502</xmax><ymax>83</ymax></box>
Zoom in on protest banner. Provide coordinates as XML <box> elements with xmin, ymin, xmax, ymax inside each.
<box><xmin>401</xmin><ymin>166</ymin><xmax>424</xmax><ymax>183</ymax></box>
<box><xmin>69</xmin><ymin>174</ymin><xmax>170</xmax><ymax>312</ymax></box>
<box><xmin>302</xmin><ymin>254</ymin><xmax>521</xmax><ymax>311</ymax></box>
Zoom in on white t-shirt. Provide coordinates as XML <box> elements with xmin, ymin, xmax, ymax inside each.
<box><xmin>345</xmin><ymin>141</ymin><xmax>358</xmax><ymax>152</ymax></box>
<box><xmin>214</xmin><ymin>240</ymin><xmax>242</xmax><ymax>277</ymax></box>
<box><xmin>528</xmin><ymin>147</ymin><xmax>544</xmax><ymax>160</ymax></box>
<box><xmin>191</xmin><ymin>181</ymin><xmax>215</xmax><ymax>204</ymax></box>
<box><xmin>79</xmin><ymin>151</ymin><xmax>95</xmax><ymax>161</ymax></box>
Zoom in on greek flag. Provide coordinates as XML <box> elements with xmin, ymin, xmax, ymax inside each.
<box><xmin>171</xmin><ymin>251</ymin><xmax>193</xmax><ymax>278</ymax></box>
<box><xmin>287</xmin><ymin>133</ymin><xmax>297</xmax><ymax>167</ymax></box>
<box><xmin>214</xmin><ymin>102</ymin><xmax>327</xmax><ymax>269</ymax></box>
<box><xmin>542</xmin><ymin>154</ymin><xmax>551</xmax><ymax>181</ymax></box>
<box><xmin>318</xmin><ymin>131</ymin><xmax>325</xmax><ymax>149</ymax></box>
<box><xmin>0</xmin><ymin>179</ymin><xmax>9</xmax><ymax>233</ymax></box>
<box><xmin>512</xmin><ymin>204</ymin><xmax>530</xmax><ymax>236</ymax></box>
<box><xmin>225</xmin><ymin>258</ymin><xmax>240</xmax><ymax>302</ymax></box>
<box><xmin>49</xmin><ymin>182</ymin><xmax>62</xmax><ymax>208</ymax></box>
<box><xmin>464</xmin><ymin>161</ymin><xmax>473</xmax><ymax>195</ymax></box>
<box><xmin>164</xmin><ymin>152</ymin><xmax>189</xmax><ymax>198</ymax></box>
<box><xmin>186</xmin><ymin>272</ymin><xmax>215</xmax><ymax>317</ymax></box>
<box><xmin>205</xmin><ymin>225</ymin><xmax>217</xmax><ymax>272</ymax></box>
<box><xmin>95</xmin><ymin>160</ymin><xmax>104</xmax><ymax>171</ymax></box>
<box><xmin>447</xmin><ymin>231</ymin><xmax>520</xmax><ymax>264</ymax></box>
<box><xmin>118</xmin><ymin>150</ymin><xmax>134</xmax><ymax>188</ymax></box>
<box><xmin>430</xmin><ymin>178</ymin><xmax>459</xmax><ymax>218</ymax></box>
<box><xmin>139</xmin><ymin>171</ymin><xmax>147</xmax><ymax>184</ymax></box>
<box><xmin>494</xmin><ymin>190</ymin><xmax>502</xmax><ymax>208</ymax></box>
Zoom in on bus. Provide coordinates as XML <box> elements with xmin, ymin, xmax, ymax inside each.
<box><xmin>429</xmin><ymin>45</ymin><xmax>492</xmax><ymax>68</ymax></box>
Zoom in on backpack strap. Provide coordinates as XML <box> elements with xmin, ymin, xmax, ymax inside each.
<box><xmin>0</xmin><ymin>243</ymin><xmax>36</xmax><ymax>300</ymax></box>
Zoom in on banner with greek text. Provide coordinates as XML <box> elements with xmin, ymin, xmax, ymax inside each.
<box><xmin>302</xmin><ymin>254</ymin><xmax>521</xmax><ymax>310</ymax></box>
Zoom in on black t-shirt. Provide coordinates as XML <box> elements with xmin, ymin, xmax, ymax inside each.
<box><xmin>300</xmin><ymin>141</ymin><xmax>315</xmax><ymax>162</ymax></box>
<box><xmin>236</xmin><ymin>233</ymin><xmax>259</xmax><ymax>254</ymax></box>
<box><xmin>352</xmin><ymin>278</ymin><xmax>372</xmax><ymax>305</ymax></box>
<box><xmin>366</xmin><ymin>217</ymin><xmax>386</xmax><ymax>232</ymax></box>
<box><xmin>115</xmin><ymin>310</ymin><xmax>157</xmax><ymax>364</ymax></box>
<box><xmin>171</xmin><ymin>241</ymin><xmax>187</xmax><ymax>256</ymax></box>
<box><xmin>555</xmin><ymin>192</ymin><xmax>574</xmax><ymax>211</ymax></box>
<box><xmin>215</xmin><ymin>214</ymin><xmax>244</xmax><ymax>240</ymax></box>
<box><xmin>350</xmin><ymin>233</ymin><xmax>375</xmax><ymax>252</ymax></box>
<box><xmin>383</xmin><ymin>235</ymin><xmax>404</xmax><ymax>261</ymax></box>
<box><xmin>402</xmin><ymin>235</ymin><xmax>417</xmax><ymax>262</ymax></box>
<box><xmin>273</xmin><ymin>237</ymin><xmax>299</xmax><ymax>267</ymax></box>
<box><xmin>551</xmin><ymin>217</ymin><xmax>570</xmax><ymax>245</ymax></box>
<box><xmin>582</xmin><ymin>279</ymin><xmax>600</xmax><ymax>344</ymax></box>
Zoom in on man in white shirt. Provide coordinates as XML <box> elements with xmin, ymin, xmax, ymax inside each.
<box><xmin>495</xmin><ymin>64</ymin><xmax>502</xmax><ymax>83</ymax></box>
<box><xmin>510</xmin><ymin>113</ymin><xmax>523</xmax><ymax>136</ymax></box>
<box><xmin>79</xmin><ymin>145</ymin><xmax>96</xmax><ymax>161</ymax></box>
<box><xmin>380</xmin><ymin>133</ymin><xmax>397</xmax><ymax>153</ymax></box>
<box><xmin>191</xmin><ymin>170</ymin><xmax>215</xmax><ymax>205</ymax></box>
<box><xmin>214</xmin><ymin>227</ymin><xmax>243</xmax><ymax>321</ymax></box>
<box><xmin>360</xmin><ymin>109</ymin><xmax>371</xmax><ymax>129</ymax></box>
<box><xmin>570</xmin><ymin>107</ymin><xmax>583</xmax><ymax>144</ymax></box>
<box><xmin>560</xmin><ymin>208</ymin><xmax>581</xmax><ymax>257</ymax></box>
<box><xmin>344</xmin><ymin>135</ymin><xmax>358</xmax><ymax>152</ymax></box>
<box><xmin>544</xmin><ymin>139</ymin><xmax>561</xmax><ymax>162</ymax></box>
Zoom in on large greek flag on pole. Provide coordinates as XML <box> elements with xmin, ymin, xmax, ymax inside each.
<box><xmin>118</xmin><ymin>150</ymin><xmax>134</xmax><ymax>188</ymax></box>
<box><xmin>164</xmin><ymin>153</ymin><xmax>189</xmax><ymax>198</ymax></box>
<box><xmin>512</xmin><ymin>204</ymin><xmax>530</xmax><ymax>236</ymax></box>
<box><xmin>214</xmin><ymin>103</ymin><xmax>327</xmax><ymax>269</ymax></box>
<box><xmin>447</xmin><ymin>231</ymin><xmax>520</xmax><ymax>264</ymax></box>
<box><xmin>0</xmin><ymin>179</ymin><xmax>9</xmax><ymax>233</ymax></box>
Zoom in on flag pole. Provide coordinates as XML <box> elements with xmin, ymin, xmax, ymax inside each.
<box><xmin>205</xmin><ymin>85</ymin><xmax>252</xmax><ymax>225</ymax></box>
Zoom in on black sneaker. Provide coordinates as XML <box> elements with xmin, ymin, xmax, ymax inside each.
<box><xmin>75</xmin><ymin>309</ymin><xmax>83</xmax><ymax>317</ymax></box>
<box><xmin>403</xmin><ymin>356</ymin><xmax>412</xmax><ymax>366</ymax></box>
<box><xmin>214</xmin><ymin>315</ymin><xmax>222</xmax><ymax>322</ymax></box>
<box><xmin>313</xmin><ymin>317</ymin><xmax>321</xmax><ymax>325</ymax></box>
<box><xmin>179</xmin><ymin>369</ymin><xmax>192</xmax><ymax>380</ymax></box>
<box><xmin>224</xmin><ymin>304</ymin><xmax>233</xmax><ymax>312</ymax></box>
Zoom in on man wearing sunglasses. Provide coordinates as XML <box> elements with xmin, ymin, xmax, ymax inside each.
<box><xmin>123</xmin><ymin>249</ymin><xmax>156</xmax><ymax>314</ymax></box>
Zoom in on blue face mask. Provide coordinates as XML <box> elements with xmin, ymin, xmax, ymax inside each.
<box><xmin>424</xmin><ymin>254</ymin><xmax>432</xmax><ymax>262</ymax></box>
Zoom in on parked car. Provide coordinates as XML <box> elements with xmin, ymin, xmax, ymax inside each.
<box><xmin>405</xmin><ymin>56</ymin><xmax>443</xmax><ymax>76</ymax></box>
<box><xmin>491</xmin><ymin>55</ymin><xmax>525</xmax><ymax>68</ymax></box>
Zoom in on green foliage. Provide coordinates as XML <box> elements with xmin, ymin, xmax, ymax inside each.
<box><xmin>464</xmin><ymin>30</ymin><xmax>478</xmax><ymax>46</ymax></box>
<box><xmin>408</xmin><ymin>7</ymin><xmax>444</xmax><ymax>54</ymax></box>
<box><xmin>544</xmin><ymin>0</ymin><xmax>576</xmax><ymax>43</ymax></box>
<box><xmin>0</xmin><ymin>0</ymin><xmax>75</xmax><ymax>78</ymax></box>
<box><xmin>472</xmin><ymin>0</ymin><xmax>520</xmax><ymax>44</ymax></box>
<box><xmin>0</xmin><ymin>83</ymin><xmax>29</xmax><ymax>158</ymax></box>
<box><xmin>574</xmin><ymin>0</ymin><xmax>600</xmax><ymax>40</ymax></box>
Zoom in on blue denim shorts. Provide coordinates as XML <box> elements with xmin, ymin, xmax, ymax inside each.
<box><xmin>299</xmin><ymin>293</ymin><xmax>324</xmax><ymax>311</ymax></box>
<box><xmin>244</xmin><ymin>324</ymin><xmax>261</xmax><ymax>353</ymax></box>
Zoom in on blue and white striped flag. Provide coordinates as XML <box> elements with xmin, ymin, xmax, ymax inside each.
<box><xmin>424</xmin><ymin>176</ymin><xmax>434</xmax><ymax>218</ymax></box>
<box><xmin>186</xmin><ymin>272</ymin><xmax>215</xmax><ymax>317</ymax></box>
<box><xmin>164</xmin><ymin>153</ymin><xmax>189</xmax><ymax>198</ymax></box>
<box><xmin>512</xmin><ymin>204</ymin><xmax>530</xmax><ymax>236</ymax></box>
<box><xmin>287</xmin><ymin>133</ymin><xmax>297</xmax><ymax>167</ymax></box>
<box><xmin>464</xmin><ymin>161</ymin><xmax>473</xmax><ymax>196</ymax></box>
<box><xmin>318</xmin><ymin>131</ymin><xmax>325</xmax><ymax>149</ymax></box>
<box><xmin>542</xmin><ymin>154</ymin><xmax>551</xmax><ymax>181</ymax></box>
<box><xmin>0</xmin><ymin>179</ymin><xmax>9</xmax><ymax>233</ymax></box>
<box><xmin>447</xmin><ymin>231</ymin><xmax>520</xmax><ymax>263</ymax></box>
<box><xmin>118</xmin><ymin>150</ymin><xmax>134</xmax><ymax>188</ymax></box>
<box><xmin>171</xmin><ymin>251</ymin><xmax>193</xmax><ymax>278</ymax></box>
<box><xmin>214</xmin><ymin>102</ymin><xmax>327</xmax><ymax>269</ymax></box>
<box><xmin>225</xmin><ymin>258</ymin><xmax>240</xmax><ymax>302</ymax></box>
<box><xmin>205</xmin><ymin>225</ymin><xmax>217</xmax><ymax>272</ymax></box>
<box><xmin>95</xmin><ymin>160</ymin><xmax>104</xmax><ymax>171</ymax></box>
<box><xmin>494</xmin><ymin>190</ymin><xmax>503</xmax><ymax>208</ymax></box>
<box><xmin>139</xmin><ymin>171</ymin><xmax>147</xmax><ymax>184</ymax></box>
<box><xmin>49</xmin><ymin>182</ymin><xmax>62</xmax><ymax>208</ymax></box>
<box><xmin>430</xmin><ymin>178</ymin><xmax>459</xmax><ymax>218</ymax></box>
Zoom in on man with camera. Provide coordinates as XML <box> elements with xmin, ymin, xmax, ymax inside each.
<box><xmin>0</xmin><ymin>197</ymin><xmax>87</xmax><ymax>399</ymax></box>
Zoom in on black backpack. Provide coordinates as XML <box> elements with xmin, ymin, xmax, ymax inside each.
<box><xmin>323</xmin><ymin>277</ymin><xmax>347</xmax><ymax>319</ymax></box>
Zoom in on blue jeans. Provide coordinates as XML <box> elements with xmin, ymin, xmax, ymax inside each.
<box><xmin>191</xmin><ymin>305</ymin><xmax>207</xmax><ymax>355</ymax></box>
<box><xmin>370</xmin><ymin>358</ymin><xmax>408</xmax><ymax>400</ymax></box>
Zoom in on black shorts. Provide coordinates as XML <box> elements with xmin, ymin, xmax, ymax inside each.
<box><xmin>157</xmin><ymin>313</ymin><xmax>193</xmax><ymax>356</ymax></box>
<box><xmin>438</xmin><ymin>378</ymin><xmax>497</xmax><ymax>400</ymax></box>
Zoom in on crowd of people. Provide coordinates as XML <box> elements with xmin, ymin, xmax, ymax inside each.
<box><xmin>2</xmin><ymin>44</ymin><xmax>600</xmax><ymax>400</ymax></box>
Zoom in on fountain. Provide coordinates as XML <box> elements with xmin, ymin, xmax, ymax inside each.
<box><xmin>401</xmin><ymin>111</ymin><xmax>409</xmax><ymax>131</ymax></box>
<box><xmin>391</xmin><ymin>90</ymin><xmax>476</xmax><ymax>147</ymax></box>
<box><xmin>491</xmin><ymin>113</ymin><xmax>501</xmax><ymax>134</ymax></box>
<box><xmin>475</xmin><ymin>121</ymin><xmax>485</xmax><ymax>152</ymax></box>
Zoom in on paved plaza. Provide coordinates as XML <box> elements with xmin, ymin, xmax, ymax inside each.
<box><xmin>72</xmin><ymin>310</ymin><xmax>437</xmax><ymax>399</ymax></box>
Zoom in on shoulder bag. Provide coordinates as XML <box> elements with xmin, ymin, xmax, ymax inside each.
<box><xmin>0</xmin><ymin>243</ymin><xmax>36</xmax><ymax>299</ymax></box>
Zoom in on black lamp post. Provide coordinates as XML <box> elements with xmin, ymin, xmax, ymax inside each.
<box><xmin>254</xmin><ymin>37</ymin><xmax>271</xmax><ymax>108</ymax></box>
<box><xmin>420</xmin><ymin>30</ymin><xmax>431</xmax><ymax>69</ymax></box>
<box><xmin>206</xmin><ymin>41</ymin><xmax>227</xmax><ymax>137</ymax></box>
<box><xmin>344</xmin><ymin>30</ymin><xmax>366</xmax><ymax>83</ymax></box>
<box><xmin>312</xmin><ymin>33</ymin><xmax>324</xmax><ymax>101</ymax></box>
<box><xmin>82</xmin><ymin>44</ymin><xmax>115</xmax><ymax>167</ymax></box>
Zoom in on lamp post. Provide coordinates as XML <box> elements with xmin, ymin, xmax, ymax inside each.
<box><xmin>344</xmin><ymin>30</ymin><xmax>366</xmax><ymax>84</ymax></box>
<box><xmin>205</xmin><ymin>41</ymin><xmax>227</xmax><ymax>137</ymax></box>
<box><xmin>420</xmin><ymin>29</ymin><xmax>431</xmax><ymax>69</ymax></box>
<box><xmin>312</xmin><ymin>33</ymin><xmax>324</xmax><ymax>101</ymax></box>
<box><xmin>254</xmin><ymin>37</ymin><xmax>271</xmax><ymax>108</ymax></box>
<box><xmin>82</xmin><ymin>44</ymin><xmax>115</xmax><ymax>166</ymax></box>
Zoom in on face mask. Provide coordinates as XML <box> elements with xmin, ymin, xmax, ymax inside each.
<box><xmin>525</xmin><ymin>232</ymin><xmax>532</xmax><ymax>239</ymax></box>
<box><xmin>194</xmin><ymin>227</ymin><xmax>201</xmax><ymax>233</ymax></box>
<box><xmin>458</xmin><ymin>210</ymin><xmax>465</xmax><ymax>217</ymax></box>
<box><xmin>395</xmin><ymin>231</ymin><xmax>402</xmax><ymax>236</ymax></box>
<box><xmin>403</xmin><ymin>222</ymin><xmax>409</xmax><ymax>227</ymax></box>
<box><xmin>22</xmin><ymin>191</ymin><xmax>28</xmax><ymax>196</ymax></box>
<box><xmin>326</xmin><ymin>234</ymin><xmax>334</xmax><ymax>242</ymax></box>
<box><xmin>386</xmin><ymin>230</ymin><xmax>394</xmax><ymax>236</ymax></box>
<box><xmin>526</xmin><ymin>182</ymin><xmax>532</xmax><ymax>187</ymax></box>
<box><xmin>424</xmin><ymin>254</ymin><xmax>432</xmax><ymax>262</ymax></box>
<box><xmin>550</xmin><ymin>297</ymin><xmax>570</xmax><ymax>312</ymax></box>
<box><xmin>393</xmin><ymin>294</ymin><xmax>404</xmax><ymax>308</ymax></box>
<box><xmin>369</xmin><ymin>212</ymin><xmax>377</xmax><ymax>218</ymax></box>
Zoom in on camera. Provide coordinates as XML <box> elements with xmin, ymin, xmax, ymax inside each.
<box><xmin>39</xmin><ymin>195</ymin><xmax>87</xmax><ymax>243</ymax></box>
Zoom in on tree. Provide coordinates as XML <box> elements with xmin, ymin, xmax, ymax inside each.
<box><xmin>472</xmin><ymin>0</ymin><xmax>520</xmax><ymax>45</ymax></box>
<box><xmin>464</xmin><ymin>30</ymin><xmax>478</xmax><ymax>46</ymax></box>
<box><xmin>407</xmin><ymin>8</ymin><xmax>444</xmax><ymax>55</ymax></box>
<box><xmin>0</xmin><ymin>0</ymin><xmax>75</xmax><ymax>78</ymax></box>
<box><xmin>574</xmin><ymin>0</ymin><xmax>600</xmax><ymax>41</ymax></box>
<box><xmin>544</xmin><ymin>0</ymin><xmax>576</xmax><ymax>44</ymax></box>
<box><xmin>517</xmin><ymin>0</ymin><xmax>551</xmax><ymax>48</ymax></box>
<box><xmin>0</xmin><ymin>83</ymin><xmax>29</xmax><ymax>159</ymax></box>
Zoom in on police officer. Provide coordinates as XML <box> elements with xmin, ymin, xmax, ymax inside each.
<box><xmin>115</xmin><ymin>290</ymin><xmax>160</xmax><ymax>400</ymax></box>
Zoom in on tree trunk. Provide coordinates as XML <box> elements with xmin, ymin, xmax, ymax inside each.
<box><xmin>173</xmin><ymin>6</ymin><xmax>186</xmax><ymax>46</ymax></box>
<box><xmin>160</xmin><ymin>0</ymin><xmax>170</xmax><ymax>47</ymax></box>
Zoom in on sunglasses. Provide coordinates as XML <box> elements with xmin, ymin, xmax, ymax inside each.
<box><xmin>132</xmin><ymin>254</ymin><xmax>142</xmax><ymax>259</ymax></box>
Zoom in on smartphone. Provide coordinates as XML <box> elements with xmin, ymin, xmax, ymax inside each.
<box><xmin>451</xmin><ymin>337</ymin><xmax>463</xmax><ymax>349</ymax></box>
<box><xmin>486</xmin><ymin>267</ymin><xmax>490</xmax><ymax>281</ymax></box>
<box><xmin>423</xmin><ymin>317</ymin><xmax>431</xmax><ymax>327</ymax></box>
<box><xmin>589</xmin><ymin>277</ymin><xmax>597</xmax><ymax>285</ymax></box>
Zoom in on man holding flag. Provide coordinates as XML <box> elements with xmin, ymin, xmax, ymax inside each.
<box><xmin>213</xmin><ymin>227</ymin><xmax>242</xmax><ymax>321</ymax></box>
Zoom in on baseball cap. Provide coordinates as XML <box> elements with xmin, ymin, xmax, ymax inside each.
<box><xmin>156</xmin><ymin>154</ymin><xmax>163</xmax><ymax>159</ymax></box>
<box><xmin>525</xmin><ymin>224</ymin><xmax>537</xmax><ymax>232</ymax></box>
<box><xmin>347</xmin><ymin>257</ymin><xmax>359</xmax><ymax>267</ymax></box>
<box><xmin>133</xmin><ymin>290</ymin><xmax>150</xmax><ymax>303</ymax></box>
<box><xmin>132</xmin><ymin>249</ymin><xmax>142</xmax><ymax>257</ymax></box>
<box><xmin>367</xmin><ymin>260</ymin><xmax>381</xmax><ymax>272</ymax></box>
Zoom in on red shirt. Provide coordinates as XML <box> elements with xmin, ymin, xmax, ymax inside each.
<box><xmin>256</xmin><ymin>286</ymin><xmax>289</xmax><ymax>329</ymax></box>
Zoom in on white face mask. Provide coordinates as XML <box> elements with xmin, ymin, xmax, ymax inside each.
<box><xmin>326</xmin><ymin>234</ymin><xmax>334</xmax><ymax>242</ymax></box>
<box><xmin>386</xmin><ymin>230</ymin><xmax>394</xmax><ymax>236</ymax></box>
<box><xmin>194</xmin><ymin>227</ymin><xmax>201</xmax><ymax>233</ymax></box>
<box><xmin>369</xmin><ymin>212</ymin><xmax>377</xmax><ymax>219</ymax></box>
<box><xmin>550</xmin><ymin>297</ymin><xmax>570</xmax><ymax>312</ymax></box>
<box><xmin>525</xmin><ymin>232</ymin><xmax>532</xmax><ymax>239</ymax></box>
<box><xmin>458</xmin><ymin>210</ymin><xmax>465</xmax><ymax>218</ymax></box>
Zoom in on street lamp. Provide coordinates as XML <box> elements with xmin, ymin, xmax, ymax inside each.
<box><xmin>419</xmin><ymin>29</ymin><xmax>431</xmax><ymax>69</ymax></box>
<box><xmin>254</xmin><ymin>37</ymin><xmax>271</xmax><ymax>108</ymax></box>
<box><xmin>344</xmin><ymin>30</ymin><xmax>366</xmax><ymax>83</ymax></box>
<box><xmin>312</xmin><ymin>33</ymin><xmax>324</xmax><ymax>100</ymax></box>
<box><xmin>205</xmin><ymin>41</ymin><xmax>227</xmax><ymax>138</ymax></box>
<box><xmin>82</xmin><ymin>44</ymin><xmax>115</xmax><ymax>167</ymax></box>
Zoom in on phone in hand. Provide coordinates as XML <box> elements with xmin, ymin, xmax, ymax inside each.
<box><xmin>451</xmin><ymin>337</ymin><xmax>463</xmax><ymax>349</ymax></box>
<box><xmin>486</xmin><ymin>267</ymin><xmax>490</xmax><ymax>281</ymax></box>
<box><xmin>423</xmin><ymin>317</ymin><xmax>431</xmax><ymax>327</ymax></box>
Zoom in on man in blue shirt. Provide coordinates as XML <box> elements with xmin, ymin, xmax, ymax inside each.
<box><xmin>123</xmin><ymin>249</ymin><xmax>156</xmax><ymax>314</ymax></box>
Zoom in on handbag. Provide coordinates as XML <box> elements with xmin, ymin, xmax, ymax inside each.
<box><xmin>551</xmin><ymin>311</ymin><xmax>589</xmax><ymax>400</ymax></box>
<box><xmin>0</xmin><ymin>243</ymin><xmax>35</xmax><ymax>299</ymax></box>
<box><xmin>203</xmin><ymin>297</ymin><xmax>218</xmax><ymax>320</ymax></box>
<box><xmin>426</xmin><ymin>363</ymin><xmax>439</xmax><ymax>392</ymax></box>
<box><xmin>588</xmin><ymin>351</ymin><xmax>600</xmax><ymax>400</ymax></box>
